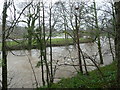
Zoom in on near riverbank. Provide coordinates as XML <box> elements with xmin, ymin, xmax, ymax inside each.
<box><xmin>41</xmin><ymin>61</ymin><xmax>117</xmax><ymax>88</ymax></box>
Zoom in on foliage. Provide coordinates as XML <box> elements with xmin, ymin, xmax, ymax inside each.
<box><xmin>40</xmin><ymin>61</ymin><xmax>117</xmax><ymax>88</ymax></box>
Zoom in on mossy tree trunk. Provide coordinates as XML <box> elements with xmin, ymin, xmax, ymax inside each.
<box><xmin>2</xmin><ymin>0</ymin><xmax>8</xmax><ymax>89</ymax></box>
<box><xmin>27</xmin><ymin>7</ymin><xmax>37</xmax><ymax>51</ymax></box>
<box><xmin>115</xmin><ymin>1</ymin><xmax>120</xmax><ymax>87</ymax></box>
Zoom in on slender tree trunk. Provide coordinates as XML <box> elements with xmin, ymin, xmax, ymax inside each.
<box><xmin>27</xmin><ymin>7</ymin><xmax>36</xmax><ymax>51</ymax></box>
<box><xmin>2</xmin><ymin>0</ymin><xmax>8</xmax><ymax>89</ymax></box>
<box><xmin>40</xmin><ymin>45</ymin><xmax>45</xmax><ymax>86</ymax></box>
<box><xmin>36</xmin><ymin>33</ymin><xmax>45</xmax><ymax>86</ymax></box>
<box><xmin>75</xmin><ymin>14</ymin><xmax>83</xmax><ymax>74</ymax></box>
<box><xmin>42</xmin><ymin>3</ymin><xmax>50</xmax><ymax>86</ymax></box>
<box><xmin>97</xmin><ymin>37</ymin><xmax>103</xmax><ymax>64</ymax></box>
<box><xmin>108</xmin><ymin>33</ymin><xmax>115</xmax><ymax>61</ymax></box>
<box><xmin>49</xmin><ymin>5</ymin><xmax>53</xmax><ymax>84</ymax></box>
<box><xmin>115</xmin><ymin>1</ymin><xmax>120</xmax><ymax>87</ymax></box>
<box><xmin>112</xmin><ymin>3</ymin><xmax>117</xmax><ymax>60</ymax></box>
<box><xmin>80</xmin><ymin>50</ymin><xmax>89</xmax><ymax>75</ymax></box>
<box><xmin>38</xmin><ymin>2</ymin><xmax>45</xmax><ymax>86</ymax></box>
<box><xmin>28</xmin><ymin>29</ymin><xmax>32</xmax><ymax>50</ymax></box>
<box><xmin>63</xmin><ymin>15</ymin><xmax>67</xmax><ymax>39</ymax></box>
<box><xmin>27</xmin><ymin>7</ymin><xmax>32</xmax><ymax>51</ymax></box>
<box><xmin>93</xmin><ymin>0</ymin><xmax>104</xmax><ymax>64</ymax></box>
<box><xmin>27</xmin><ymin>55</ymin><xmax>38</xmax><ymax>88</ymax></box>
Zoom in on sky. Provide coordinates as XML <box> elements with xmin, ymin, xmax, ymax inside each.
<box><xmin>0</xmin><ymin>0</ymin><xmax>59</xmax><ymax>24</ymax></box>
<box><xmin>0</xmin><ymin>0</ymin><xmax>114</xmax><ymax>25</ymax></box>
<box><xmin>0</xmin><ymin>0</ymin><xmax>103</xmax><ymax>14</ymax></box>
<box><xmin>0</xmin><ymin>0</ymin><xmax>59</xmax><ymax>16</ymax></box>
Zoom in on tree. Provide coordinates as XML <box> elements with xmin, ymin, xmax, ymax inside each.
<box><xmin>34</xmin><ymin>1</ymin><xmax>59</xmax><ymax>86</ymax></box>
<box><xmin>18</xmin><ymin>2</ymin><xmax>39</xmax><ymax>51</ymax></box>
<box><xmin>2</xmin><ymin>0</ymin><xmax>8</xmax><ymax>89</ymax></box>
<box><xmin>74</xmin><ymin>4</ymin><xmax>83</xmax><ymax>74</ymax></box>
<box><xmin>1</xmin><ymin>0</ymin><xmax>32</xmax><ymax>89</ymax></box>
<box><xmin>49</xmin><ymin>2</ymin><xmax>53</xmax><ymax>84</ymax></box>
<box><xmin>115</xmin><ymin>1</ymin><xmax>120</xmax><ymax>87</ymax></box>
<box><xmin>93</xmin><ymin>0</ymin><xmax>104</xmax><ymax>64</ymax></box>
<box><xmin>42</xmin><ymin>2</ymin><xmax>51</xmax><ymax>86</ymax></box>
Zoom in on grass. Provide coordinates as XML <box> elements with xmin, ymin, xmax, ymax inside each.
<box><xmin>48</xmin><ymin>38</ymin><xmax>73</xmax><ymax>45</ymax></box>
<box><xmin>40</xmin><ymin>61</ymin><xmax>117</xmax><ymax>88</ymax></box>
<box><xmin>0</xmin><ymin>38</ymin><xmax>93</xmax><ymax>50</ymax></box>
<box><xmin>47</xmin><ymin>38</ymin><xmax>92</xmax><ymax>45</ymax></box>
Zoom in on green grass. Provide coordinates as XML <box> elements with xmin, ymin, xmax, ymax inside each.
<box><xmin>0</xmin><ymin>38</ymin><xmax>93</xmax><ymax>50</ymax></box>
<box><xmin>41</xmin><ymin>61</ymin><xmax>117</xmax><ymax>88</ymax></box>
<box><xmin>0</xmin><ymin>40</ymin><xmax>27</xmax><ymax>50</ymax></box>
<box><xmin>47</xmin><ymin>38</ymin><xmax>93</xmax><ymax>45</ymax></box>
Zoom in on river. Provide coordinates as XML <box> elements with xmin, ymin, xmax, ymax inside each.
<box><xmin>0</xmin><ymin>38</ymin><xmax>114</xmax><ymax>88</ymax></box>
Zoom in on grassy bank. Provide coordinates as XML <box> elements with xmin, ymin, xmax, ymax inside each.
<box><xmin>47</xmin><ymin>38</ymin><xmax>93</xmax><ymax>45</ymax></box>
<box><xmin>0</xmin><ymin>38</ymin><xmax>93</xmax><ymax>50</ymax></box>
<box><xmin>41</xmin><ymin>61</ymin><xmax>117</xmax><ymax>88</ymax></box>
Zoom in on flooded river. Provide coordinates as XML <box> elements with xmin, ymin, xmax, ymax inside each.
<box><xmin>0</xmin><ymin>38</ymin><xmax>114</xmax><ymax>88</ymax></box>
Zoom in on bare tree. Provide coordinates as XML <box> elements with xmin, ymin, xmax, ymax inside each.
<box><xmin>49</xmin><ymin>2</ymin><xmax>53</xmax><ymax>84</ymax></box>
<box><xmin>1</xmin><ymin>0</ymin><xmax>32</xmax><ymax>89</ymax></box>
<box><xmin>93</xmin><ymin>0</ymin><xmax>104</xmax><ymax>64</ymax></box>
<box><xmin>37</xmin><ymin>1</ymin><xmax>45</xmax><ymax>86</ymax></box>
<box><xmin>74</xmin><ymin>5</ymin><xmax>83</xmax><ymax>74</ymax></box>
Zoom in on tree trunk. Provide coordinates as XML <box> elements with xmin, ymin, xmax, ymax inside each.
<box><xmin>27</xmin><ymin>8</ymin><xmax>32</xmax><ymax>51</ymax></box>
<box><xmin>75</xmin><ymin>14</ymin><xmax>83</xmax><ymax>74</ymax></box>
<box><xmin>93</xmin><ymin>0</ymin><xmax>104</xmax><ymax>64</ymax></box>
<box><xmin>115</xmin><ymin>1</ymin><xmax>120</xmax><ymax>87</ymax></box>
<box><xmin>42</xmin><ymin>3</ymin><xmax>50</xmax><ymax>86</ymax></box>
<box><xmin>108</xmin><ymin>33</ymin><xmax>115</xmax><ymax>61</ymax></box>
<box><xmin>49</xmin><ymin>5</ymin><xmax>53</xmax><ymax>84</ymax></box>
<box><xmin>38</xmin><ymin>2</ymin><xmax>45</xmax><ymax>86</ymax></box>
<box><xmin>112</xmin><ymin>2</ymin><xmax>117</xmax><ymax>61</ymax></box>
<box><xmin>80</xmin><ymin>49</ymin><xmax>89</xmax><ymax>75</ymax></box>
<box><xmin>2</xmin><ymin>0</ymin><xmax>8</xmax><ymax>89</ymax></box>
<box><xmin>98</xmin><ymin>36</ymin><xmax>103</xmax><ymax>64</ymax></box>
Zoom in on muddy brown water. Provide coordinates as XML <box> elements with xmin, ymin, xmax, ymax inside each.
<box><xmin>0</xmin><ymin>38</ymin><xmax>114</xmax><ymax>88</ymax></box>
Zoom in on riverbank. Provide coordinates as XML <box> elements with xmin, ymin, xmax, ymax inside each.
<box><xmin>41</xmin><ymin>61</ymin><xmax>117</xmax><ymax>88</ymax></box>
<box><xmin>3</xmin><ymin>38</ymin><xmax>93</xmax><ymax>50</ymax></box>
